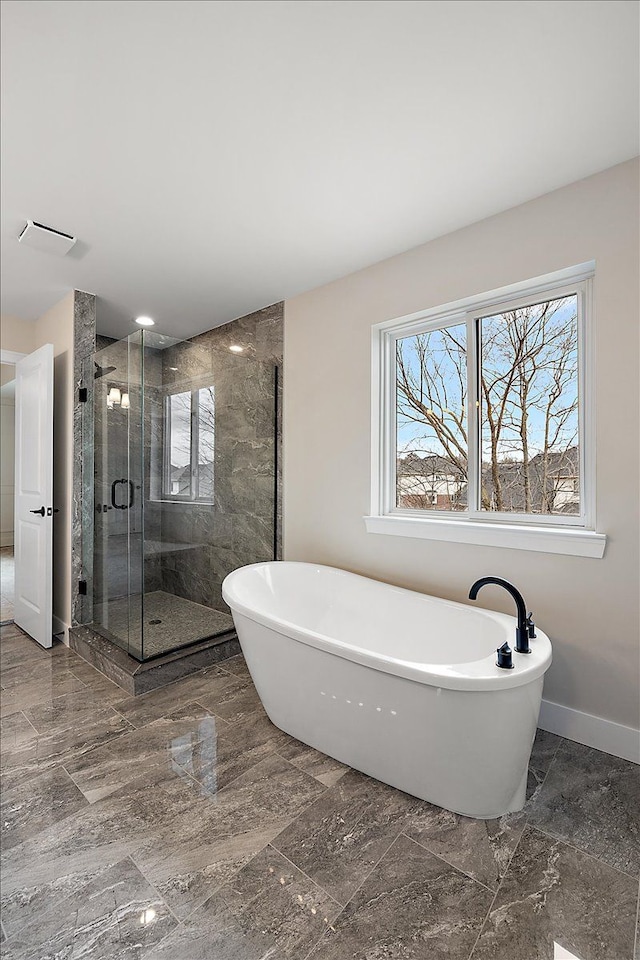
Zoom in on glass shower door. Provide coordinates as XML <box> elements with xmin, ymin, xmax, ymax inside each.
<box><xmin>91</xmin><ymin>334</ymin><xmax>143</xmax><ymax>658</ymax></box>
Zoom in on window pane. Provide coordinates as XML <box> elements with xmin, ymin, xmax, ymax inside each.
<box><xmin>479</xmin><ymin>295</ymin><xmax>579</xmax><ymax>515</ymax></box>
<box><xmin>169</xmin><ymin>392</ymin><xmax>191</xmax><ymax>496</ymax></box>
<box><xmin>396</xmin><ymin>323</ymin><xmax>467</xmax><ymax>511</ymax></box>
<box><xmin>197</xmin><ymin>385</ymin><xmax>215</xmax><ymax>500</ymax></box>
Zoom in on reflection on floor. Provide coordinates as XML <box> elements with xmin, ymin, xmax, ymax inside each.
<box><xmin>93</xmin><ymin>590</ymin><xmax>234</xmax><ymax>658</ymax></box>
<box><xmin>0</xmin><ymin>621</ymin><xmax>638</xmax><ymax>959</ymax></box>
<box><xmin>1</xmin><ymin>545</ymin><xmax>14</xmax><ymax>623</ymax></box>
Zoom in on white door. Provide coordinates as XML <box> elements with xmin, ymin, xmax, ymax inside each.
<box><xmin>14</xmin><ymin>343</ymin><xmax>54</xmax><ymax>648</ymax></box>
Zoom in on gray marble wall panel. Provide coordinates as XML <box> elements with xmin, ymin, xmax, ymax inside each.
<box><xmin>72</xmin><ymin>291</ymin><xmax>97</xmax><ymax>625</ymax></box>
<box><xmin>158</xmin><ymin>302</ymin><xmax>283</xmax><ymax>614</ymax></box>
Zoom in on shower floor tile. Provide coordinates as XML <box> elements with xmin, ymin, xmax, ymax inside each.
<box><xmin>1</xmin><ymin>620</ymin><xmax>638</xmax><ymax>960</ymax></box>
<box><xmin>93</xmin><ymin>590</ymin><xmax>234</xmax><ymax>658</ymax></box>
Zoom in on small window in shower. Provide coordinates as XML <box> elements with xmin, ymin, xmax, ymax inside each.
<box><xmin>163</xmin><ymin>384</ymin><xmax>215</xmax><ymax>502</ymax></box>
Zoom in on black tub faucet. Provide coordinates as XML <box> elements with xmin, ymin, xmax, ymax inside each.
<box><xmin>468</xmin><ymin>577</ymin><xmax>535</xmax><ymax>654</ymax></box>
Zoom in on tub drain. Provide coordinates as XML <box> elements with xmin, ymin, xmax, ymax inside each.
<box><xmin>149</xmin><ymin>619</ymin><xmax>162</xmax><ymax>625</ymax></box>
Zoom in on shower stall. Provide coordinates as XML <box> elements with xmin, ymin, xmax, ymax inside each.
<box><xmin>83</xmin><ymin>329</ymin><xmax>277</xmax><ymax>661</ymax></box>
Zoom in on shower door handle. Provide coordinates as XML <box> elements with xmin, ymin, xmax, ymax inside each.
<box><xmin>111</xmin><ymin>478</ymin><xmax>131</xmax><ymax>510</ymax></box>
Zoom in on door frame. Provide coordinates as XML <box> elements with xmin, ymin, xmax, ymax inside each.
<box><xmin>0</xmin><ymin>349</ymin><xmax>26</xmax><ymax>609</ymax></box>
<box><xmin>0</xmin><ymin>351</ymin><xmax>25</xmax><ymax>625</ymax></box>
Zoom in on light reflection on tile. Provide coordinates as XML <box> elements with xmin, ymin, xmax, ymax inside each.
<box><xmin>0</xmin><ymin>857</ymin><xmax>177</xmax><ymax>959</ymax></box>
<box><xmin>133</xmin><ymin>753</ymin><xmax>326</xmax><ymax>920</ymax></box>
<box><xmin>145</xmin><ymin>845</ymin><xmax>340</xmax><ymax>959</ymax></box>
<box><xmin>1</xmin><ymin>640</ymin><xmax>638</xmax><ymax>960</ymax></box>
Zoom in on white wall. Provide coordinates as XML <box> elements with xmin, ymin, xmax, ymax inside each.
<box><xmin>284</xmin><ymin>159</ymin><xmax>639</xmax><ymax>744</ymax></box>
<box><xmin>0</xmin><ymin>382</ymin><xmax>15</xmax><ymax>548</ymax></box>
<box><xmin>0</xmin><ymin>315</ymin><xmax>36</xmax><ymax>355</ymax></box>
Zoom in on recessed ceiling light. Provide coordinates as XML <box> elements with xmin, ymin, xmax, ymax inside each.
<box><xmin>229</xmin><ymin>344</ymin><xmax>244</xmax><ymax>353</ymax></box>
<box><xmin>135</xmin><ymin>315</ymin><xmax>155</xmax><ymax>327</ymax></box>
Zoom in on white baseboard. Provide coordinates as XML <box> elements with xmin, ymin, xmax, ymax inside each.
<box><xmin>539</xmin><ymin>698</ymin><xmax>639</xmax><ymax>765</ymax></box>
<box><xmin>0</xmin><ymin>531</ymin><xmax>14</xmax><ymax>548</ymax></box>
<box><xmin>52</xmin><ymin>615</ymin><xmax>69</xmax><ymax>644</ymax></box>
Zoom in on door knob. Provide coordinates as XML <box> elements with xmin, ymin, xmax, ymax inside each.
<box><xmin>29</xmin><ymin>506</ymin><xmax>45</xmax><ymax>516</ymax></box>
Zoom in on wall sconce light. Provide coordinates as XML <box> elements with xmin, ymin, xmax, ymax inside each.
<box><xmin>120</xmin><ymin>393</ymin><xmax>130</xmax><ymax>409</ymax></box>
<box><xmin>108</xmin><ymin>387</ymin><xmax>121</xmax><ymax>404</ymax></box>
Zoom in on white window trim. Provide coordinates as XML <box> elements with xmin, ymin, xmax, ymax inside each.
<box><xmin>161</xmin><ymin>379</ymin><xmax>215</xmax><ymax>504</ymax></box>
<box><xmin>367</xmin><ymin>262</ymin><xmax>606</xmax><ymax>559</ymax></box>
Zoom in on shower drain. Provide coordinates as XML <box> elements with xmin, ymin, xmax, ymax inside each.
<box><xmin>149</xmin><ymin>619</ymin><xmax>162</xmax><ymax>625</ymax></box>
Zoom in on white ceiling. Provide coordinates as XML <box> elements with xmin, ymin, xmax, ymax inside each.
<box><xmin>1</xmin><ymin>0</ymin><xmax>638</xmax><ymax>340</ymax></box>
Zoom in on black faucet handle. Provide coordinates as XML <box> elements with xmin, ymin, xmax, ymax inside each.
<box><xmin>526</xmin><ymin>613</ymin><xmax>537</xmax><ymax>639</ymax></box>
<box><xmin>496</xmin><ymin>642</ymin><xmax>514</xmax><ymax>669</ymax></box>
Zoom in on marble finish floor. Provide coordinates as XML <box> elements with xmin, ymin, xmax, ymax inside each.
<box><xmin>0</xmin><ymin>546</ymin><xmax>14</xmax><ymax>624</ymax></box>
<box><xmin>92</xmin><ymin>589</ymin><xmax>234</xmax><ymax>658</ymax></box>
<box><xmin>0</xmin><ymin>621</ymin><xmax>638</xmax><ymax>959</ymax></box>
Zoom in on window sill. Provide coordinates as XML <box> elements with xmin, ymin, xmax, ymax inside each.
<box><xmin>148</xmin><ymin>499</ymin><xmax>214</xmax><ymax>506</ymax></box>
<box><xmin>363</xmin><ymin>515</ymin><xmax>606</xmax><ymax>558</ymax></box>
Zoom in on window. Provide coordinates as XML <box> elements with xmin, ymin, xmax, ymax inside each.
<box><xmin>368</xmin><ymin>264</ymin><xmax>606</xmax><ymax>558</ymax></box>
<box><xmin>163</xmin><ymin>384</ymin><xmax>215</xmax><ymax>501</ymax></box>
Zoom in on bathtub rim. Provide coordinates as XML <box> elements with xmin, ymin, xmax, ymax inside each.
<box><xmin>222</xmin><ymin>561</ymin><xmax>552</xmax><ymax>692</ymax></box>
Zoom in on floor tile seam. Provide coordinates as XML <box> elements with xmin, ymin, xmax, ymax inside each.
<box><xmin>122</xmin><ymin>853</ymin><xmax>183</xmax><ymax>927</ymax></box>
<box><xmin>466</xmin><ymin>811</ymin><xmax>531</xmax><ymax>960</ymax></box>
<box><xmin>526</xmin><ymin>821</ymin><xmax>639</xmax><ymax>880</ymax></box>
<box><xmin>531</xmin><ymin>736</ymin><xmax>563</xmax><ymax>790</ymax></box>
<box><xmin>0</xmin><ymin>647</ymin><xmax>50</xmax><ymax>668</ymax></box>
<box><xmin>108</xmin><ymin>693</ymin><xmax>218</xmax><ymax>730</ymax></box>
<box><xmin>269</xmin><ymin>748</ymin><xmax>343</xmax><ymax>792</ymax></box>
<box><xmin>2</xmin><ymin>653</ymin><xmax>85</xmax><ymax>681</ymax></box>
<box><xmin>0</xmin><ymin>794</ymin><xmax>92</xmax><ymax>859</ymax></box>
<box><xmin>266</xmin><ymin>767</ymin><xmax>406</xmax><ymax>863</ymax></box>
<box><xmin>0</xmin><ymin>757</ymin><xmax>87</xmax><ymax>805</ymax></box>
<box><xmin>280</xmin><ymin>750</ymin><xmax>336</xmax><ymax>786</ymax></box>
<box><xmin>167</xmin><ymin>753</ymin><xmax>229</xmax><ymax>795</ymax></box>
<box><xmin>24</xmin><ymin>702</ymin><xmax>134</xmax><ymax>740</ymax></box>
<box><xmin>153</xmin><ymin>840</ymin><xmax>346</xmax><ymax>949</ymax></box>
<box><xmin>298</xmin><ymin>831</ymin><xmax>423</xmax><ymax>960</ymax></box>
<box><xmin>0</xmin><ymin>856</ymin><xmax>128</xmax><ymax>944</ymax></box>
<box><xmin>67</xmin><ymin>667</ymin><xmax>130</xmax><ymax>701</ymax></box>
<box><xmin>0</xmin><ymin>683</ymin><xmax>85</xmax><ymax>715</ymax></box>
<box><xmin>331</xmin><ymin>828</ymin><xmax>410</xmax><ymax>912</ymax></box>
<box><xmin>466</xmin><ymin>883</ymin><xmax>501</xmax><ymax>960</ymax></box>
<box><xmin>60</xmin><ymin>761</ymin><xmax>94</xmax><ymax>803</ymax></box>
<box><xmin>265</xmin><ymin>843</ymin><xmax>345</xmax><ymax>914</ymax></box>
<box><xmin>131</xmin><ymin>833</ymin><xmax>282</xmax><ymax>934</ymax></box>
<box><xmin>11</xmin><ymin>717</ymin><xmax>137</xmax><ymax>779</ymax></box>
<box><xmin>8</xmin><ymin>709</ymin><xmax>38</xmax><ymax>739</ymax></box>
<box><xmin>215</xmin><ymin>661</ymin><xmax>247</xmax><ymax>679</ymax></box>
<box><xmin>399</xmin><ymin>831</ymin><xmax>497</xmax><ymax>894</ymax></box>
<box><xmin>189</xmin><ymin>696</ymin><xmax>237</xmax><ymax>727</ymax></box>
<box><xmin>269</xmin><ymin>749</ymin><xmax>335</xmax><ymax>798</ymax></box>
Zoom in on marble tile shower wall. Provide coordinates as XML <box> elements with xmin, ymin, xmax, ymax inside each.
<box><xmin>159</xmin><ymin>303</ymin><xmax>283</xmax><ymax>615</ymax></box>
<box><xmin>73</xmin><ymin>292</ymin><xmax>97</xmax><ymax>625</ymax></box>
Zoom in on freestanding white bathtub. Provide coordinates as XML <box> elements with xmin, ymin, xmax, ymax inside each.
<box><xmin>222</xmin><ymin>561</ymin><xmax>552</xmax><ymax>819</ymax></box>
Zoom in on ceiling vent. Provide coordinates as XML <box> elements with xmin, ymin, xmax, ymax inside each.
<box><xmin>18</xmin><ymin>220</ymin><xmax>76</xmax><ymax>256</ymax></box>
